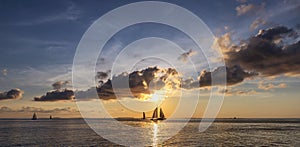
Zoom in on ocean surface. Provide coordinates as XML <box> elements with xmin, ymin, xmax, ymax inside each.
<box><xmin>0</xmin><ymin>118</ymin><xmax>299</xmax><ymax>146</ymax></box>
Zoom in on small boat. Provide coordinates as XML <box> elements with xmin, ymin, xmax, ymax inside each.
<box><xmin>32</xmin><ymin>113</ymin><xmax>38</xmax><ymax>120</ymax></box>
<box><xmin>142</xmin><ymin>112</ymin><xmax>146</xmax><ymax>119</ymax></box>
<box><xmin>151</xmin><ymin>107</ymin><xmax>166</xmax><ymax>121</ymax></box>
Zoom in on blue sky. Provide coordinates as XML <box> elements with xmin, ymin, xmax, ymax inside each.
<box><xmin>0</xmin><ymin>0</ymin><xmax>300</xmax><ymax>118</ymax></box>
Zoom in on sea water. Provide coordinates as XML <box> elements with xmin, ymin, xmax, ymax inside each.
<box><xmin>0</xmin><ymin>118</ymin><xmax>299</xmax><ymax>146</ymax></box>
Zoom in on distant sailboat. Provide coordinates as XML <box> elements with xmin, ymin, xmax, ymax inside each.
<box><xmin>151</xmin><ymin>107</ymin><xmax>166</xmax><ymax>121</ymax></box>
<box><xmin>32</xmin><ymin>113</ymin><xmax>37</xmax><ymax>120</ymax></box>
<box><xmin>142</xmin><ymin>112</ymin><xmax>146</xmax><ymax>119</ymax></box>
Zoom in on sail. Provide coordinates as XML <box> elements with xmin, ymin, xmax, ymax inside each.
<box><xmin>32</xmin><ymin>113</ymin><xmax>37</xmax><ymax>120</ymax></box>
<box><xmin>152</xmin><ymin>107</ymin><xmax>158</xmax><ymax>118</ymax></box>
<box><xmin>159</xmin><ymin>108</ymin><xmax>165</xmax><ymax>119</ymax></box>
<box><xmin>142</xmin><ymin>112</ymin><xmax>146</xmax><ymax>119</ymax></box>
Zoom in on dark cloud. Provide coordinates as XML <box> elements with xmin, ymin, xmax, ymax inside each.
<box><xmin>178</xmin><ymin>49</ymin><xmax>196</xmax><ymax>62</ymax></box>
<box><xmin>181</xmin><ymin>65</ymin><xmax>257</xmax><ymax>89</ymax></box>
<box><xmin>52</xmin><ymin>81</ymin><xmax>69</xmax><ymax>90</ymax></box>
<box><xmin>76</xmin><ymin>67</ymin><xmax>180</xmax><ymax>100</ymax></box>
<box><xmin>77</xmin><ymin>65</ymin><xmax>258</xmax><ymax>100</ymax></box>
<box><xmin>96</xmin><ymin>70</ymin><xmax>111</xmax><ymax>80</ymax></box>
<box><xmin>223</xmin><ymin>26</ymin><xmax>300</xmax><ymax>76</ymax></box>
<box><xmin>200</xmin><ymin>65</ymin><xmax>257</xmax><ymax>86</ymax></box>
<box><xmin>34</xmin><ymin>89</ymin><xmax>74</xmax><ymax>101</ymax></box>
<box><xmin>0</xmin><ymin>88</ymin><xmax>24</xmax><ymax>100</ymax></box>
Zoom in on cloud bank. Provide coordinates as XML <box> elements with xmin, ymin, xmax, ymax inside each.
<box><xmin>220</xmin><ymin>26</ymin><xmax>300</xmax><ymax>77</ymax></box>
<box><xmin>0</xmin><ymin>106</ymin><xmax>78</xmax><ymax>113</ymax></box>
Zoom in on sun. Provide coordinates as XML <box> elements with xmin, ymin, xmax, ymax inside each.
<box><xmin>147</xmin><ymin>90</ymin><xmax>166</xmax><ymax>102</ymax></box>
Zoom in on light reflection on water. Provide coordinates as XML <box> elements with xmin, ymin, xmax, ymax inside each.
<box><xmin>152</xmin><ymin>123</ymin><xmax>158</xmax><ymax>146</ymax></box>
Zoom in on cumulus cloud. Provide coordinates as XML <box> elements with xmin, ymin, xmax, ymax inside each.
<box><xmin>52</xmin><ymin>80</ymin><xmax>69</xmax><ymax>90</ymax></box>
<box><xmin>34</xmin><ymin>89</ymin><xmax>74</xmax><ymax>101</ymax></box>
<box><xmin>0</xmin><ymin>89</ymin><xmax>24</xmax><ymax>100</ymax></box>
<box><xmin>258</xmin><ymin>81</ymin><xmax>287</xmax><ymax>90</ymax></box>
<box><xmin>250</xmin><ymin>17</ymin><xmax>267</xmax><ymax>31</ymax></box>
<box><xmin>178</xmin><ymin>49</ymin><xmax>197</xmax><ymax>62</ymax></box>
<box><xmin>96</xmin><ymin>70</ymin><xmax>111</xmax><ymax>80</ymax></box>
<box><xmin>220</xmin><ymin>26</ymin><xmax>300</xmax><ymax>77</ymax></box>
<box><xmin>182</xmin><ymin>65</ymin><xmax>257</xmax><ymax>89</ymax></box>
<box><xmin>33</xmin><ymin>81</ymin><xmax>74</xmax><ymax>101</ymax></box>
<box><xmin>77</xmin><ymin>65</ymin><xmax>259</xmax><ymax>100</ymax></box>
<box><xmin>236</xmin><ymin>3</ymin><xmax>265</xmax><ymax>16</ymax></box>
<box><xmin>94</xmin><ymin>67</ymin><xmax>180</xmax><ymax>100</ymax></box>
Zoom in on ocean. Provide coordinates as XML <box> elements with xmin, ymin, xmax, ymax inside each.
<box><xmin>0</xmin><ymin>118</ymin><xmax>299</xmax><ymax>146</ymax></box>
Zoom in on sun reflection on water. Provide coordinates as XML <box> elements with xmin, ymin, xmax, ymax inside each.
<box><xmin>152</xmin><ymin>123</ymin><xmax>158</xmax><ymax>146</ymax></box>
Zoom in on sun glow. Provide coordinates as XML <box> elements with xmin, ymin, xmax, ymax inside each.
<box><xmin>146</xmin><ymin>90</ymin><xmax>166</xmax><ymax>102</ymax></box>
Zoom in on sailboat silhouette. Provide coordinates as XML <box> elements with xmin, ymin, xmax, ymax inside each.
<box><xmin>142</xmin><ymin>112</ymin><xmax>146</xmax><ymax>119</ymax></box>
<box><xmin>151</xmin><ymin>107</ymin><xmax>166</xmax><ymax>121</ymax></box>
<box><xmin>32</xmin><ymin>113</ymin><xmax>37</xmax><ymax>120</ymax></box>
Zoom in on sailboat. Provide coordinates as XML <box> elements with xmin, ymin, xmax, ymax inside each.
<box><xmin>142</xmin><ymin>112</ymin><xmax>146</xmax><ymax>119</ymax></box>
<box><xmin>151</xmin><ymin>107</ymin><xmax>166</xmax><ymax>121</ymax></box>
<box><xmin>32</xmin><ymin>113</ymin><xmax>37</xmax><ymax>120</ymax></box>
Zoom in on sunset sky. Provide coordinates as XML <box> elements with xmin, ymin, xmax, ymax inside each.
<box><xmin>0</xmin><ymin>0</ymin><xmax>300</xmax><ymax>118</ymax></box>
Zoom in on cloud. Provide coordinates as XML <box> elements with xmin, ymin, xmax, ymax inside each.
<box><xmin>236</xmin><ymin>3</ymin><xmax>265</xmax><ymax>16</ymax></box>
<box><xmin>178</xmin><ymin>49</ymin><xmax>197</xmax><ymax>62</ymax></box>
<box><xmin>0</xmin><ymin>89</ymin><xmax>24</xmax><ymax>100</ymax></box>
<box><xmin>34</xmin><ymin>67</ymin><xmax>180</xmax><ymax>101</ymax></box>
<box><xmin>220</xmin><ymin>88</ymin><xmax>257</xmax><ymax>96</ymax></box>
<box><xmin>250</xmin><ymin>17</ymin><xmax>267</xmax><ymax>31</ymax></box>
<box><xmin>182</xmin><ymin>65</ymin><xmax>257</xmax><ymax>89</ymax></box>
<box><xmin>52</xmin><ymin>80</ymin><xmax>69</xmax><ymax>90</ymax></box>
<box><xmin>76</xmin><ymin>64</ymin><xmax>260</xmax><ymax>100</ymax></box>
<box><xmin>96</xmin><ymin>67</ymin><xmax>180</xmax><ymax>100</ymax></box>
<box><xmin>0</xmin><ymin>106</ymin><xmax>78</xmax><ymax>113</ymax></box>
<box><xmin>96</xmin><ymin>70</ymin><xmax>111</xmax><ymax>80</ymax></box>
<box><xmin>258</xmin><ymin>82</ymin><xmax>287</xmax><ymax>90</ymax></box>
<box><xmin>34</xmin><ymin>89</ymin><xmax>74</xmax><ymax>101</ymax></box>
<box><xmin>220</xmin><ymin>26</ymin><xmax>300</xmax><ymax>77</ymax></box>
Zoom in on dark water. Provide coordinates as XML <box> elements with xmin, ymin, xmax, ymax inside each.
<box><xmin>0</xmin><ymin>118</ymin><xmax>299</xmax><ymax>146</ymax></box>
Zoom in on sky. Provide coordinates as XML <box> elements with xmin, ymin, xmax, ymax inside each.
<box><xmin>0</xmin><ymin>0</ymin><xmax>300</xmax><ymax>118</ymax></box>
